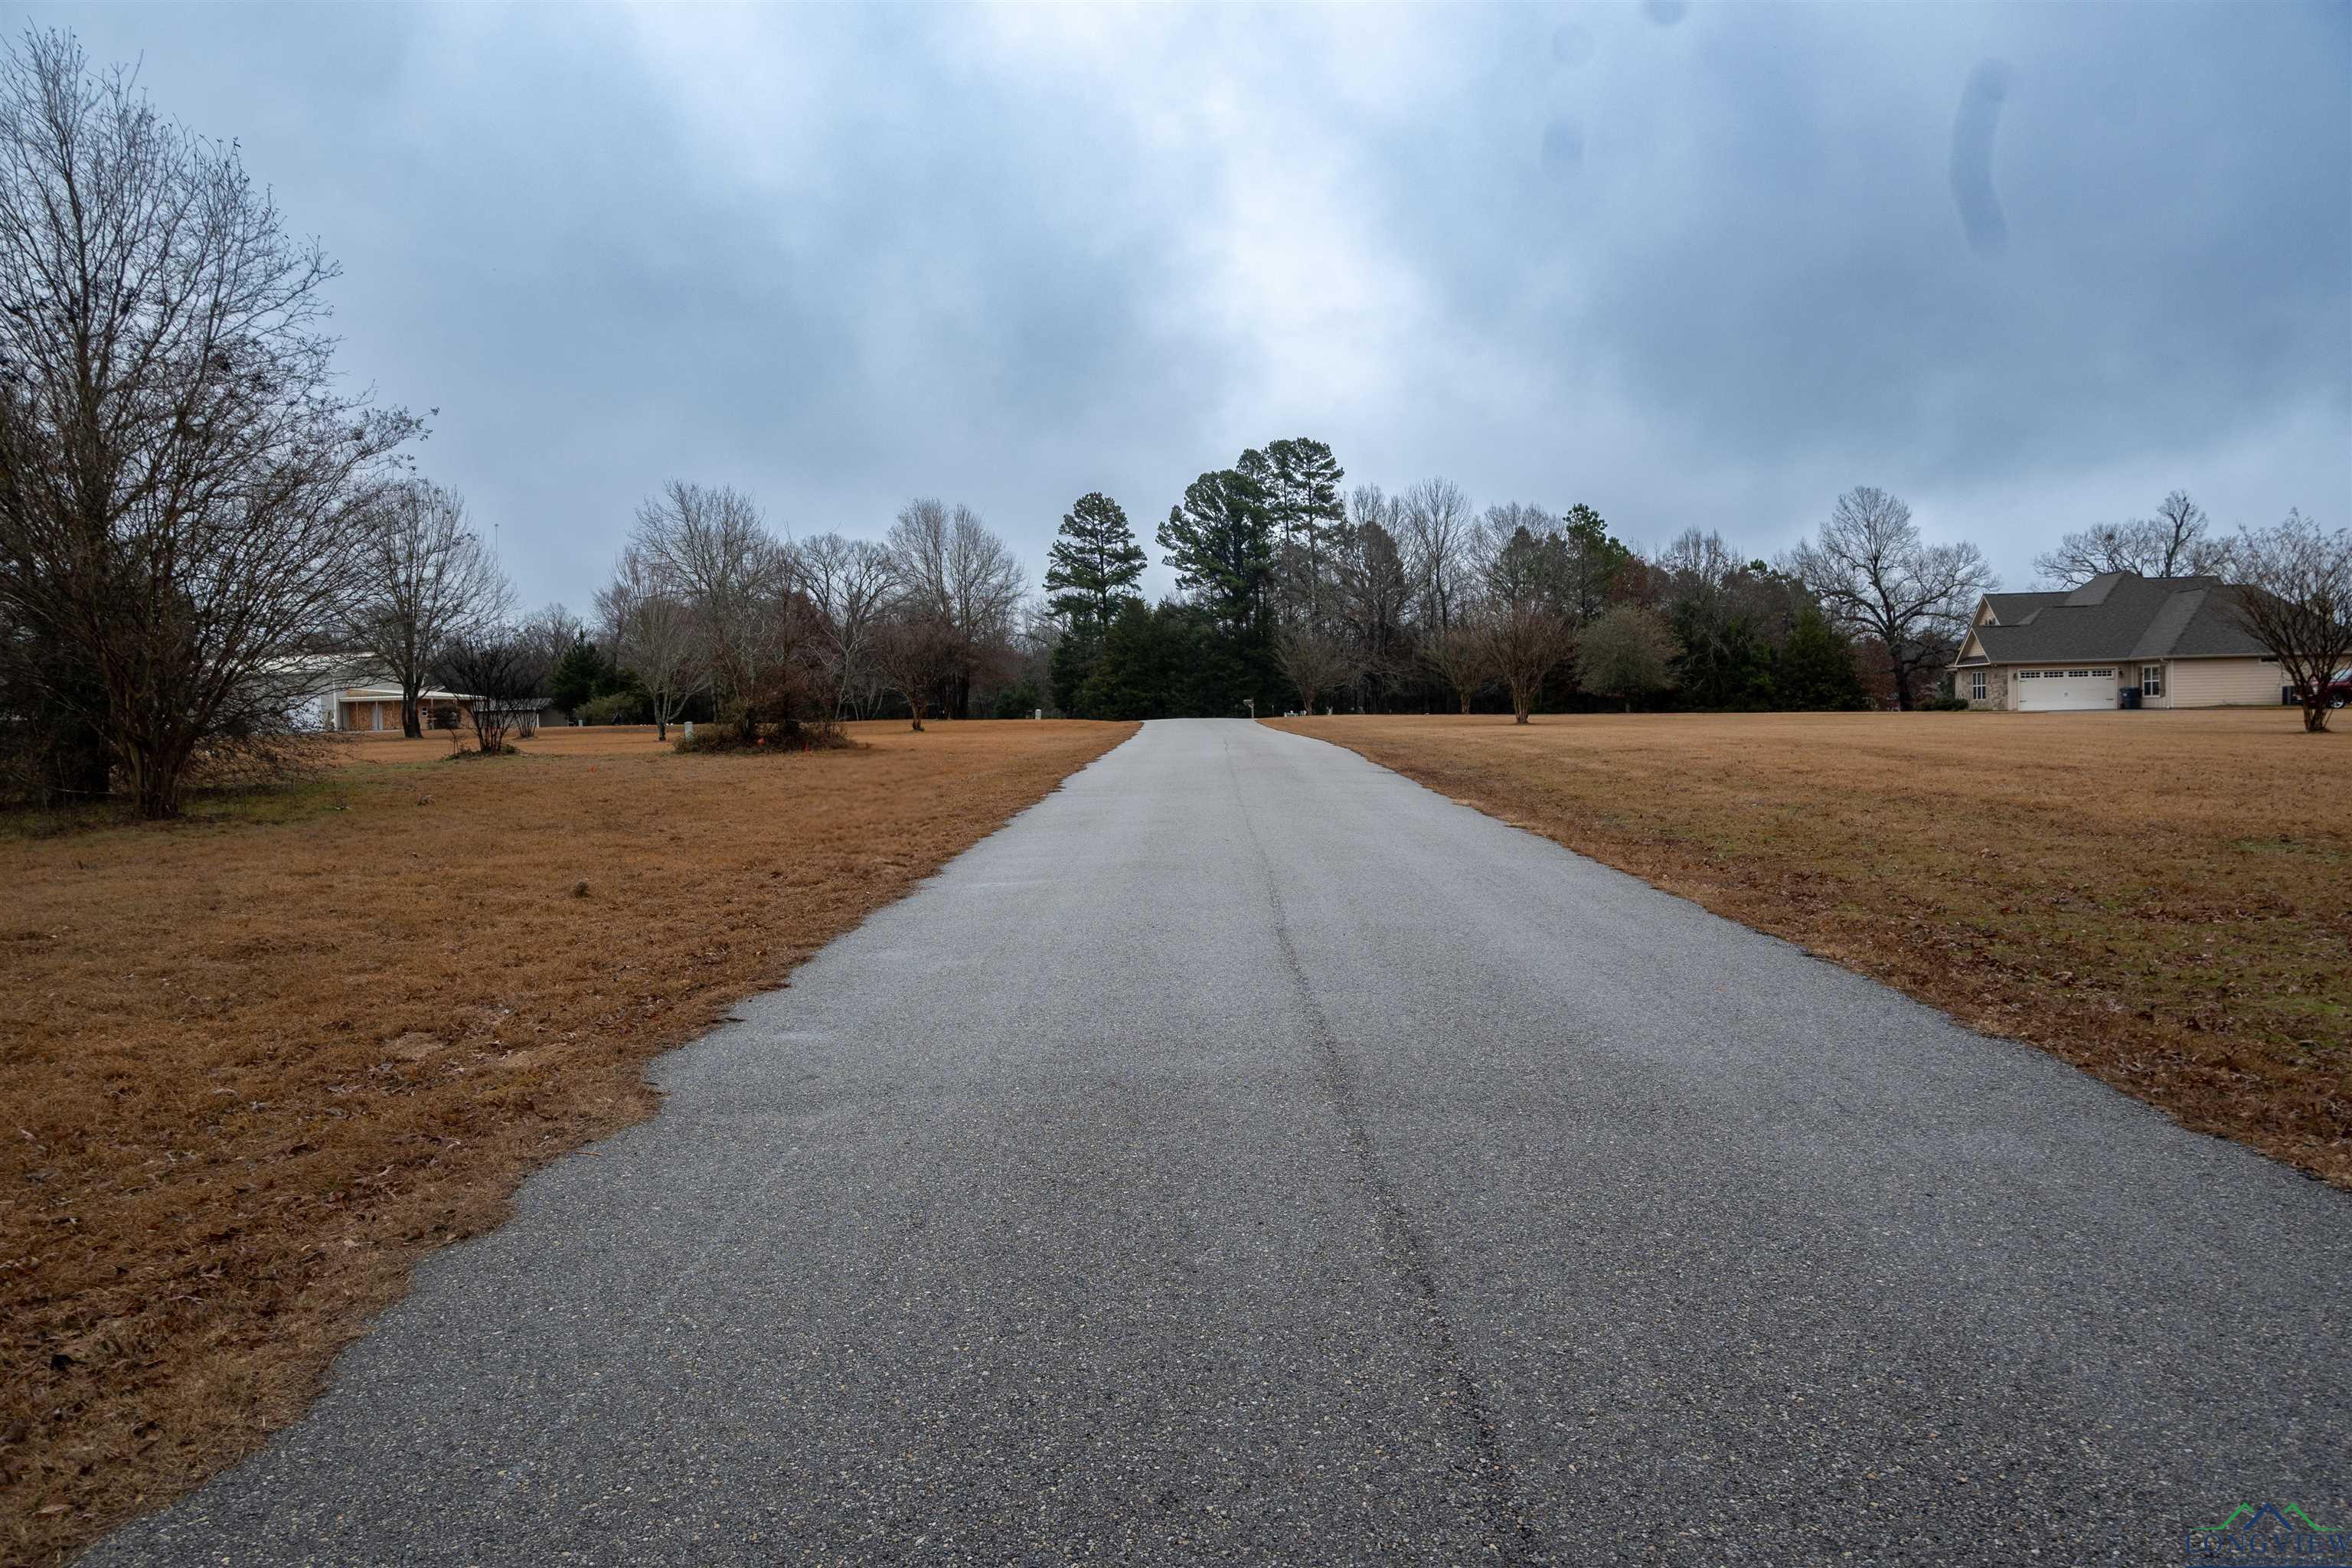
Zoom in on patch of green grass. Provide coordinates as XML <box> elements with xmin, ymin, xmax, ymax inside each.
<box><xmin>2230</xmin><ymin>835</ymin><xmax>2344</xmax><ymax>863</ymax></box>
<box><xmin>0</xmin><ymin>774</ymin><xmax>356</xmax><ymax>842</ymax></box>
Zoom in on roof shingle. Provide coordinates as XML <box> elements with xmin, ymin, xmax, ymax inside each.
<box><xmin>1964</xmin><ymin>573</ymin><xmax>2268</xmax><ymax>665</ymax></box>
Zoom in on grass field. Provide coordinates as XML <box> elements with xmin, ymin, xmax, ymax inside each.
<box><xmin>1268</xmin><ymin>709</ymin><xmax>2349</xmax><ymax>1187</ymax></box>
<box><xmin>0</xmin><ymin>719</ymin><xmax>1135</xmax><ymax>1565</ymax></box>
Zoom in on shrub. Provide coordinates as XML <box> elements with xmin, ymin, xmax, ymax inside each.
<box><xmin>578</xmin><ymin>691</ymin><xmax>643</xmax><ymax>727</ymax></box>
<box><xmin>1920</xmin><ymin>695</ymin><xmax>1972</xmax><ymax>711</ymax></box>
<box><xmin>671</xmin><ymin>721</ymin><xmax>854</xmax><ymax>756</ymax></box>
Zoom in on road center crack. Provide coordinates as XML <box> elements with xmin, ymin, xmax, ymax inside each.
<box><xmin>1224</xmin><ymin>736</ymin><xmax>1551</xmax><ymax>1566</ymax></box>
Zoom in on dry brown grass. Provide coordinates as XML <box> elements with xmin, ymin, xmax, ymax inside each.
<box><xmin>1269</xmin><ymin>709</ymin><xmax>2350</xmax><ymax>1186</ymax></box>
<box><xmin>0</xmin><ymin>719</ymin><xmax>1134</xmax><ymax>1566</ymax></box>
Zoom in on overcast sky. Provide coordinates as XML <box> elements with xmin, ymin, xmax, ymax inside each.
<box><xmin>31</xmin><ymin>2</ymin><xmax>2351</xmax><ymax>609</ymax></box>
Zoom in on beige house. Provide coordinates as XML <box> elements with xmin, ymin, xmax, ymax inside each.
<box><xmin>316</xmin><ymin>677</ymin><xmax>477</xmax><ymax>734</ymax></box>
<box><xmin>275</xmin><ymin>657</ymin><xmax>527</xmax><ymax>736</ymax></box>
<box><xmin>1951</xmin><ymin>572</ymin><xmax>2288</xmax><ymax>712</ymax></box>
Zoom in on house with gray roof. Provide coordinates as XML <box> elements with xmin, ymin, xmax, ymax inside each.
<box><xmin>1951</xmin><ymin>572</ymin><xmax>2288</xmax><ymax>711</ymax></box>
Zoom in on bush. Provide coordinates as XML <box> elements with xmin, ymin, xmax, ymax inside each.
<box><xmin>671</xmin><ymin>722</ymin><xmax>856</xmax><ymax>756</ymax></box>
<box><xmin>578</xmin><ymin>691</ymin><xmax>643</xmax><ymax>727</ymax></box>
<box><xmin>1920</xmin><ymin>696</ymin><xmax>1972</xmax><ymax>711</ymax></box>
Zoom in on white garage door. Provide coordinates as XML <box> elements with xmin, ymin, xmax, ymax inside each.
<box><xmin>2015</xmin><ymin>667</ymin><xmax>2118</xmax><ymax>710</ymax></box>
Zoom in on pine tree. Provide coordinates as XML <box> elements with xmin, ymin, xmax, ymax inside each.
<box><xmin>549</xmin><ymin>635</ymin><xmax>620</xmax><ymax>717</ymax></box>
<box><xmin>1558</xmin><ymin>503</ymin><xmax>1630</xmax><ymax>624</ymax></box>
<box><xmin>1043</xmin><ymin>492</ymin><xmax>1147</xmax><ymax>714</ymax></box>
<box><xmin>1158</xmin><ymin>466</ymin><xmax>1276</xmax><ymax>710</ymax></box>
<box><xmin>1259</xmin><ymin>438</ymin><xmax>1346</xmax><ymax>629</ymax></box>
<box><xmin>1158</xmin><ymin>469</ymin><xmax>1273</xmax><ymax>637</ymax></box>
<box><xmin>1044</xmin><ymin>492</ymin><xmax>1148</xmax><ymax>632</ymax></box>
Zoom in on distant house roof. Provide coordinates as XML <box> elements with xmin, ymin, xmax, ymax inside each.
<box><xmin>1956</xmin><ymin>572</ymin><xmax>2270</xmax><ymax>666</ymax></box>
<box><xmin>1979</xmin><ymin>590</ymin><xmax>2069</xmax><ymax>625</ymax></box>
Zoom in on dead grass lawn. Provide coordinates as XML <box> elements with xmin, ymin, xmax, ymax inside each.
<box><xmin>1269</xmin><ymin>710</ymin><xmax>2349</xmax><ymax>1186</ymax></box>
<box><xmin>0</xmin><ymin>720</ymin><xmax>1134</xmax><ymax>1566</ymax></box>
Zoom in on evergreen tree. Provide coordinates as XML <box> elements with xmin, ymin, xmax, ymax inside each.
<box><xmin>1259</xmin><ymin>438</ymin><xmax>1346</xmax><ymax>628</ymax></box>
<box><xmin>1559</xmin><ymin>503</ymin><xmax>1630</xmax><ymax>623</ymax></box>
<box><xmin>1043</xmin><ymin>492</ymin><xmax>1147</xmax><ymax>712</ymax></box>
<box><xmin>1076</xmin><ymin>600</ymin><xmax>1227</xmax><ymax>719</ymax></box>
<box><xmin>1775</xmin><ymin>603</ymin><xmax>1870</xmax><ymax>710</ymax></box>
<box><xmin>1049</xmin><ymin>633</ymin><xmax>1093</xmax><ymax>717</ymax></box>
<box><xmin>1158</xmin><ymin>466</ymin><xmax>1277</xmax><ymax>711</ymax></box>
<box><xmin>1669</xmin><ymin>601</ymin><xmax>1775</xmax><ymax>709</ymax></box>
<box><xmin>1044</xmin><ymin>492</ymin><xmax>1147</xmax><ymax>630</ymax></box>
<box><xmin>549</xmin><ymin>635</ymin><xmax>622</xmax><ymax>717</ymax></box>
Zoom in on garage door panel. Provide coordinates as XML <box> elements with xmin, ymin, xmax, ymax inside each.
<box><xmin>2016</xmin><ymin>668</ymin><xmax>2118</xmax><ymax>710</ymax></box>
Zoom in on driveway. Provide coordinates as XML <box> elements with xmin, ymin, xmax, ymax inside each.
<box><xmin>91</xmin><ymin>718</ymin><xmax>2350</xmax><ymax>1565</ymax></box>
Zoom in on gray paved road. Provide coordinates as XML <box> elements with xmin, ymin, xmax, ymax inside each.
<box><xmin>93</xmin><ymin>719</ymin><xmax>2349</xmax><ymax>1565</ymax></box>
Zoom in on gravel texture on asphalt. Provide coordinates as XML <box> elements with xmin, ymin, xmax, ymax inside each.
<box><xmin>89</xmin><ymin>718</ymin><xmax>2350</xmax><ymax>1566</ymax></box>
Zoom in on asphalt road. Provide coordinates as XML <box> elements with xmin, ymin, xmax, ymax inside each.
<box><xmin>93</xmin><ymin>718</ymin><xmax>2349</xmax><ymax>1566</ymax></box>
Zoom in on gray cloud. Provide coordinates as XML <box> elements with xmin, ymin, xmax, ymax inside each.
<box><xmin>23</xmin><ymin>2</ymin><xmax>2350</xmax><ymax>604</ymax></box>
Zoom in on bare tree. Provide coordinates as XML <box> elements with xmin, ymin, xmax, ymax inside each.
<box><xmin>1011</xmin><ymin>599</ymin><xmax>1063</xmax><ymax>716</ymax></box>
<box><xmin>1335</xmin><ymin>497</ymin><xmax>1414</xmax><ymax>707</ymax></box>
<box><xmin>1472</xmin><ymin>503</ymin><xmax>1560</xmax><ymax>586</ymax></box>
<box><xmin>1578</xmin><ymin>604</ymin><xmax>1679</xmax><ymax>712</ymax></box>
<box><xmin>630</xmin><ymin>481</ymin><xmax>803</xmax><ymax>740</ymax></box>
<box><xmin>796</xmin><ymin>531</ymin><xmax>896</xmax><ymax>725</ymax></box>
<box><xmin>885</xmin><ymin>498</ymin><xmax>1026</xmax><ymax>719</ymax></box>
<box><xmin>2035</xmin><ymin>490</ymin><xmax>2234</xmax><ymax>587</ymax></box>
<box><xmin>1783</xmin><ymin>487</ymin><xmax>1995</xmax><ymax>710</ymax></box>
<box><xmin>0</xmin><ymin>30</ymin><xmax>421</xmax><ymax>816</ymax></box>
<box><xmin>1274</xmin><ymin>626</ymin><xmax>1356</xmax><ymax>715</ymax></box>
<box><xmin>595</xmin><ymin>545</ymin><xmax>704</xmax><ymax>740</ymax></box>
<box><xmin>1471</xmin><ymin>602</ymin><xmax>1573</xmax><ymax>724</ymax></box>
<box><xmin>0</xmin><ymin>595</ymin><xmax>109</xmax><ymax>803</ymax></box>
<box><xmin>433</xmin><ymin>626</ymin><xmax>548</xmax><ymax>756</ymax></box>
<box><xmin>2226</xmin><ymin>510</ymin><xmax>2350</xmax><ymax>734</ymax></box>
<box><xmin>1400</xmin><ymin>478</ymin><xmax>1475</xmax><ymax>635</ymax></box>
<box><xmin>872</xmin><ymin>609</ymin><xmax>957</xmax><ymax>732</ymax></box>
<box><xmin>1472</xmin><ymin>521</ymin><xmax>1574</xmax><ymax>724</ymax></box>
<box><xmin>349</xmin><ymin>482</ymin><xmax>510</xmax><ymax>737</ymax></box>
<box><xmin>1420</xmin><ymin>626</ymin><xmax>1490</xmax><ymax>714</ymax></box>
<box><xmin>1655</xmin><ymin>528</ymin><xmax>1745</xmax><ymax>595</ymax></box>
<box><xmin>521</xmin><ymin>603</ymin><xmax>586</xmax><ymax>673</ymax></box>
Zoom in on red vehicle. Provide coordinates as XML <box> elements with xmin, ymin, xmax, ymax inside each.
<box><xmin>2329</xmin><ymin>668</ymin><xmax>2352</xmax><ymax>709</ymax></box>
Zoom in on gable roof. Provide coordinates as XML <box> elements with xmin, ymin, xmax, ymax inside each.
<box><xmin>1960</xmin><ymin>572</ymin><xmax>2269</xmax><ymax>666</ymax></box>
<box><xmin>1979</xmin><ymin>590</ymin><xmax>2069</xmax><ymax>626</ymax></box>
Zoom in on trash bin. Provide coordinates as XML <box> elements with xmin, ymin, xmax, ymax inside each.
<box><xmin>2120</xmin><ymin>687</ymin><xmax>2141</xmax><ymax>710</ymax></box>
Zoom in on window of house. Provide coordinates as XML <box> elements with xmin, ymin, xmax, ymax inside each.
<box><xmin>2066</xmin><ymin>669</ymin><xmax>2090</xmax><ymax>678</ymax></box>
<box><xmin>2089</xmin><ymin>668</ymin><xmax>2114</xmax><ymax>677</ymax></box>
<box><xmin>1970</xmin><ymin>671</ymin><xmax>1988</xmax><ymax>701</ymax></box>
<box><xmin>2017</xmin><ymin>670</ymin><xmax>2040</xmax><ymax>679</ymax></box>
<box><xmin>2142</xmin><ymin>667</ymin><xmax>2163</xmax><ymax>697</ymax></box>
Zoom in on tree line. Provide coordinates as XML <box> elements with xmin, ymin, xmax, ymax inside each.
<box><xmin>1036</xmin><ymin>462</ymin><xmax>2347</xmax><ymax>728</ymax></box>
<box><xmin>6</xmin><ymin>26</ymin><xmax>2344</xmax><ymax>819</ymax></box>
<box><xmin>1041</xmin><ymin>447</ymin><xmax>1981</xmax><ymax>723</ymax></box>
